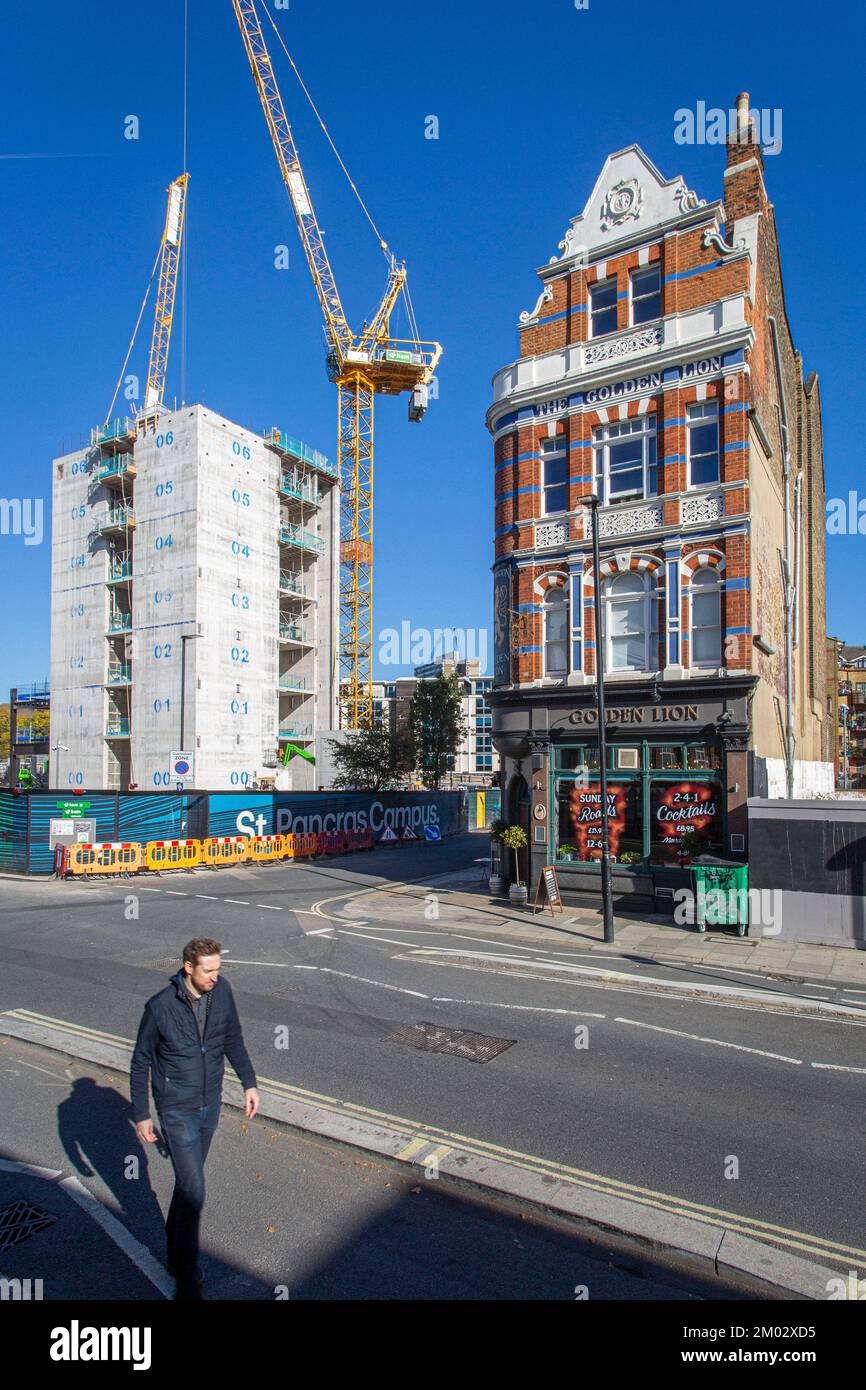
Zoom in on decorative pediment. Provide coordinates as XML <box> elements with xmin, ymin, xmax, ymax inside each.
<box><xmin>551</xmin><ymin>146</ymin><xmax>708</xmax><ymax>264</ymax></box>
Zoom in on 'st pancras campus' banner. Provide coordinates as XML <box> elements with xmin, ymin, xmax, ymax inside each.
<box><xmin>650</xmin><ymin>781</ymin><xmax>722</xmax><ymax>864</ymax></box>
<box><xmin>208</xmin><ymin>790</ymin><xmax>465</xmax><ymax>844</ymax></box>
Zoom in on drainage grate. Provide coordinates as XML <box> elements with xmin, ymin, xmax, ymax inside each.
<box><xmin>0</xmin><ymin>1199</ymin><xmax>57</xmax><ymax>1253</ymax></box>
<box><xmin>139</xmin><ymin>959</ymin><xmax>181</xmax><ymax>972</ymax></box>
<box><xmin>386</xmin><ymin>1022</ymin><xmax>516</xmax><ymax>1064</ymax></box>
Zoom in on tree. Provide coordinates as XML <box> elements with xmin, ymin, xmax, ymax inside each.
<box><xmin>326</xmin><ymin>724</ymin><xmax>415</xmax><ymax>793</ymax></box>
<box><xmin>408</xmin><ymin>673</ymin><xmax>467</xmax><ymax>790</ymax></box>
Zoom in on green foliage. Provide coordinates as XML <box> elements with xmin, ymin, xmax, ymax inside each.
<box><xmin>556</xmin><ymin>843</ymin><xmax>576</xmax><ymax>859</ymax></box>
<box><xmin>407</xmin><ymin>673</ymin><xmax>467</xmax><ymax>791</ymax></box>
<box><xmin>680</xmin><ymin>829</ymin><xmax>705</xmax><ymax>857</ymax></box>
<box><xmin>500</xmin><ymin>824</ymin><xmax>527</xmax><ymax>850</ymax></box>
<box><xmin>489</xmin><ymin>818</ymin><xmax>506</xmax><ymax>841</ymax></box>
<box><xmin>326</xmin><ymin>724</ymin><xmax>415</xmax><ymax>793</ymax></box>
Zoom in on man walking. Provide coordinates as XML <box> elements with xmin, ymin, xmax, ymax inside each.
<box><xmin>131</xmin><ymin>938</ymin><xmax>259</xmax><ymax>1300</ymax></box>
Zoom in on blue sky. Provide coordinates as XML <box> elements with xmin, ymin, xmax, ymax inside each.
<box><xmin>0</xmin><ymin>0</ymin><xmax>862</xmax><ymax>696</ymax></box>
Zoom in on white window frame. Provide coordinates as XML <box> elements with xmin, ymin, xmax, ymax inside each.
<box><xmin>688</xmin><ymin>566</ymin><xmax>722</xmax><ymax>670</ymax></box>
<box><xmin>593</xmin><ymin>415</ymin><xmax>658</xmax><ymax>506</ymax></box>
<box><xmin>543</xmin><ymin>585</ymin><xmax>569</xmax><ymax>678</ymax></box>
<box><xmin>686</xmin><ymin>400</ymin><xmax>720</xmax><ymax>489</ymax></box>
<box><xmin>589</xmin><ymin>276</ymin><xmax>618</xmax><ymax>338</ymax></box>
<box><xmin>541</xmin><ymin>437</ymin><xmax>568</xmax><ymax>517</ymax></box>
<box><xmin>604</xmin><ymin>571</ymin><xmax>660</xmax><ymax>674</ymax></box>
<box><xmin>629</xmin><ymin>263</ymin><xmax>661</xmax><ymax>327</ymax></box>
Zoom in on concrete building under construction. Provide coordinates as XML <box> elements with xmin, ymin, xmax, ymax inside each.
<box><xmin>50</xmin><ymin>405</ymin><xmax>338</xmax><ymax>792</ymax></box>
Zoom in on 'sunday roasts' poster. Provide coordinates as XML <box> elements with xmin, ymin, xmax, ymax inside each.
<box><xmin>568</xmin><ymin>784</ymin><xmax>629</xmax><ymax>859</ymax></box>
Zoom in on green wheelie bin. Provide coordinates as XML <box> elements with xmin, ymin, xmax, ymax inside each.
<box><xmin>692</xmin><ymin>857</ymin><xmax>749</xmax><ymax>936</ymax></box>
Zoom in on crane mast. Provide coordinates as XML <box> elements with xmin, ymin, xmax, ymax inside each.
<box><xmin>144</xmin><ymin>173</ymin><xmax>189</xmax><ymax>414</ymax></box>
<box><xmin>231</xmin><ymin>0</ymin><xmax>441</xmax><ymax>731</ymax></box>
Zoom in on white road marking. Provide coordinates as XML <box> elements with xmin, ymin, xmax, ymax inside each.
<box><xmin>139</xmin><ymin>888</ymin><xmax>162</xmax><ymax>893</ymax></box>
<box><xmin>224</xmin><ymin>899</ymin><xmax>251</xmax><ymax>906</ymax></box>
<box><xmin>840</xmin><ymin>987</ymin><xmax>866</xmax><ymax>996</ymax></box>
<box><xmin>217</xmin><ymin>958</ymin><xmax>289</xmax><ymax>967</ymax></box>
<box><xmin>338</xmin><ymin>929</ymin><xmax>429</xmax><ymax>949</ymax></box>
<box><xmin>60</xmin><ymin>1176</ymin><xmax>172</xmax><ymax>1297</ymax></box>
<box><xmin>165</xmin><ymin>891</ymin><xmax>188</xmax><ymax>897</ymax></box>
<box><xmin>318</xmin><ymin>968</ymin><xmax>429</xmax><ymax>1000</ymax></box>
<box><xmin>432</xmin><ymin>997</ymin><xmax>605</xmax><ymax>1019</ymax></box>
<box><xmin>810</xmin><ymin>1061</ymin><xmax>866</xmax><ymax>1075</ymax></box>
<box><xmin>614</xmin><ymin>1017</ymin><xmax>803</xmax><ymax>1065</ymax></box>
<box><xmin>195</xmin><ymin>894</ymin><xmax>219</xmax><ymax>900</ymax></box>
<box><xmin>256</xmin><ymin>904</ymin><xmax>283</xmax><ymax>911</ymax></box>
<box><xmin>306</xmin><ymin>927</ymin><xmax>335</xmax><ymax>936</ymax></box>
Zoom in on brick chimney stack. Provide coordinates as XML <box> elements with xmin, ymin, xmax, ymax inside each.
<box><xmin>724</xmin><ymin>91</ymin><xmax>768</xmax><ymax>222</ymax></box>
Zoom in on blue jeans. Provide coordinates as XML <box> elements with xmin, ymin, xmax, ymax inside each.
<box><xmin>158</xmin><ymin>1100</ymin><xmax>220</xmax><ymax>1283</ymax></box>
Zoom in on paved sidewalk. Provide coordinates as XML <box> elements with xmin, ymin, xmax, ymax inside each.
<box><xmin>390</xmin><ymin>867</ymin><xmax>866</xmax><ymax>990</ymax></box>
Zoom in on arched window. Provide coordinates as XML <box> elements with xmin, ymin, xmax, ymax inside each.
<box><xmin>544</xmin><ymin>586</ymin><xmax>568</xmax><ymax>677</ymax></box>
<box><xmin>605</xmin><ymin>571</ymin><xmax>659</xmax><ymax>672</ymax></box>
<box><xmin>689</xmin><ymin>567</ymin><xmax>722</xmax><ymax>667</ymax></box>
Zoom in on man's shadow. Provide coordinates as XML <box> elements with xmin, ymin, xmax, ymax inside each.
<box><xmin>57</xmin><ymin>1077</ymin><xmax>168</xmax><ymax>1257</ymax></box>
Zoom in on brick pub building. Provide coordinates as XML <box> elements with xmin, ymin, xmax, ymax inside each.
<box><xmin>487</xmin><ymin>94</ymin><xmax>830</xmax><ymax>910</ymax></box>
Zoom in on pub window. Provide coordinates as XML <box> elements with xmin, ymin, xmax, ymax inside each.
<box><xmin>687</xmin><ymin>401</ymin><xmax>720</xmax><ymax>487</ymax></box>
<box><xmin>590</xmin><ymin>277</ymin><xmax>618</xmax><ymax>337</ymax></box>
<box><xmin>689</xmin><ymin>567</ymin><xmax>722</xmax><ymax>668</ymax></box>
<box><xmin>650</xmin><ymin>744</ymin><xmax>682</xmax><ymax>770</ymax></box>
<box><xmin>630</xmin><ymin>264</ymin><xmax>661</xmax><ymax>325</ymax></box>
<box><xmin>541</xmin><ymin>438</ymin><xmax>568</xmax><ymax>515</ymax></box>
<box><xmin>686</xmin><ymin>743</ymin><xmax>722</xmax><ymax>770</ymax></box>
<box><xmin>544</xmin><ymin>586</ymin><xmax>569</xmax><ymax>677</ymax></box>
<box><xmin>593</xmin><ymin>416</ymin><xmax>657</xmax><ymax>505</ymax></box>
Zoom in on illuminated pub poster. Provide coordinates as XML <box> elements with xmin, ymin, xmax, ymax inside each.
<box><xmin>650</xmin><ymin>781</ymin><xmax>722</xmax><ymax>864</ymax></box>
<box><xmin>568</xmin><ymin>784</ymin><xmax>630</xmax><ymax>860</ymax></box>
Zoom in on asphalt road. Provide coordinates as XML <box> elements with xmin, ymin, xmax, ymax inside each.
<box><xmin>0</xmin><ymin>1036</ymin><xmax>731</xmax><ymax>1301</ymax></box>
<box><xmin>1</xmin><ymin>834</ymin><xmax>864</xmax><ymax>1284</ymax></box>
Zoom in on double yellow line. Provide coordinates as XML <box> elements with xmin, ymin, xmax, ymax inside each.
<box><xmin>6</xmin><ymin>1007</ymin><xmax>863</xmax><ymax>1271</ymax></box>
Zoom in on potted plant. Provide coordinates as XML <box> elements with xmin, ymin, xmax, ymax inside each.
<box><xmin>557</xmin><ymin>843</ymin><xmax>577</xmax><ymax>863</ymax></box>
<box><xmin>488</xmin><ymin>818</ymin><xmax>506</xmax><ymax>894</ymax></box>
<box><xmin>619</xmin><ymin>851</ymin><xmax>641</xmax><ymax>866</ymax></box>
<box><xmin>679</xmin><ymin>829</ymin><xmax>705</xmax><ymax>865</ymax></box>
<box><xmin>500</xmin><ymin>824</ymin><xmax>529</xmax><ymax>904</ymax></box>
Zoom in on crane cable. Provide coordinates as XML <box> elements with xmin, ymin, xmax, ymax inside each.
<box><xmin>260</xmin><ymin>3</ymin><xmax>392</xmax><ymax>265</ymax></box>
<box><xmin>102</xmin><ymin>241</ymin><xmax>162</xmax><ymax>429</ymax></box>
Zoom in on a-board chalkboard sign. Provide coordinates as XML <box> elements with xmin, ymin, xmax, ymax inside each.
<box><xmin>533</xmin><ymin>864</ymin><xmax>564</xmax><ymax>915</ymax></box>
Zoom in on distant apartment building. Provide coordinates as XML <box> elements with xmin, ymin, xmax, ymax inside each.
<box><xmin>487</xmin><ymin>93</ymin><xmax>829</xmax><ymax>898</ymax></box>
<box><xmin>7</xmin><ymin>682</ymin><xmax>50</xmax><ymax>788</ymax></box>
<box><xmin>50</xmin><ymin>405</ymin><xmax>338</xmax><ymax>792</ymax></box>
<box><xmin>827</xmin><ymin>640</ymin><xmax>866</xmax><ymax>790</ymax></box>
<box><xmin>372</xmin><ymin>654</ymin><xmax>499</xmax><ymax>786</ymax></box>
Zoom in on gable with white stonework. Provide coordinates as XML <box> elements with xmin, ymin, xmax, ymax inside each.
<box><xmin>553</xmin><ymin>146</ymin><xmax>708</xmax><ymax>264</ymax></box>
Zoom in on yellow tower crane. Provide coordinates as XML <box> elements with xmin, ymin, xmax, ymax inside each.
<box><xmin>143</xmin><ymin>173</ymin><xmax>189</xmax><ymax>414</ymax></box>
<box><xmin>231</xmin><ymin>0</ymin><xmax>442</xmax><ymax>730</ymax></box>
<box><xmin>103</xmin><ymin>172</ymin><xmax>190</xmax><ymax>430</ymax></box>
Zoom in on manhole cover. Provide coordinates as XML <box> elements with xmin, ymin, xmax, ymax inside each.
<box><xmin>0</xmin><ymin>1199</ymin><xmax>57</xmax><ymax>1253</ymax></box>
<box><xmin>139</xmin><ymin>959</ymin><xmax>181</xmax><ymax>972</ymax></box>
<box><xmin>387</xmin><ymin>1022</ymin><xmax>515</xmax><ymax>1063</ymax></box>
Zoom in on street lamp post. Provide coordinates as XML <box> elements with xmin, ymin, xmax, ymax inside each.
<box><xmin>582</xmin><ymin>494</ymin><xmax>615</xmax><ymax>944</ymax></box>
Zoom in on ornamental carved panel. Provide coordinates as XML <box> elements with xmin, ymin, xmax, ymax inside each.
<box><xmin>584</xmin><ymin>324</ymin><xmax>663</xmax><ymax>366</ymax></box>
<box><xmin>681</xmin><ymin>492</ymin><xmax>723</xmax><ymax>524</ymax></box>
<box><xmin>535</xmin><ymin>520</ymin><xmax>569</xmax><ymax>549</ymax></box>
<box><xmin>598</xmin><ymin>503</ymin><xmax>664</xmax><ymax>538</ymax></box>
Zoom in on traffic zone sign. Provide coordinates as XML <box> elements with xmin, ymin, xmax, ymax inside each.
<box><xmin>401</xmin><ymin>825</ymin><xmax>417</xmax><ymax>840</ymax></box>
<box><xmin>424</xmin><ymin>825</ymin><xmax>442</xmax><ymax>841</ymax></box>
<box><xmin>170</xmin><ymin>751</ymin><xmax>194</xmax><ymax>780</ymax></box>
<box><xmin>379</xmin><ymin>826</ymin><xmax>398</xmax><ymax>843</ymax></box>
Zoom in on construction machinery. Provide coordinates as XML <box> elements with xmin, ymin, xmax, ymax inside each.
<box><xmin>231</xmin><ymin>0</ymin><xmax>442</xmax><ymax>729</ymax></box>
<box><xmin>102</xmin><ymin>172</ymin><xmax>189</xmax><ymax>431</ymax></box>
<box><xmin>143</xmin><ymin>173</ymin><xmax>189</xmax><ymax>415</ymax></box>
